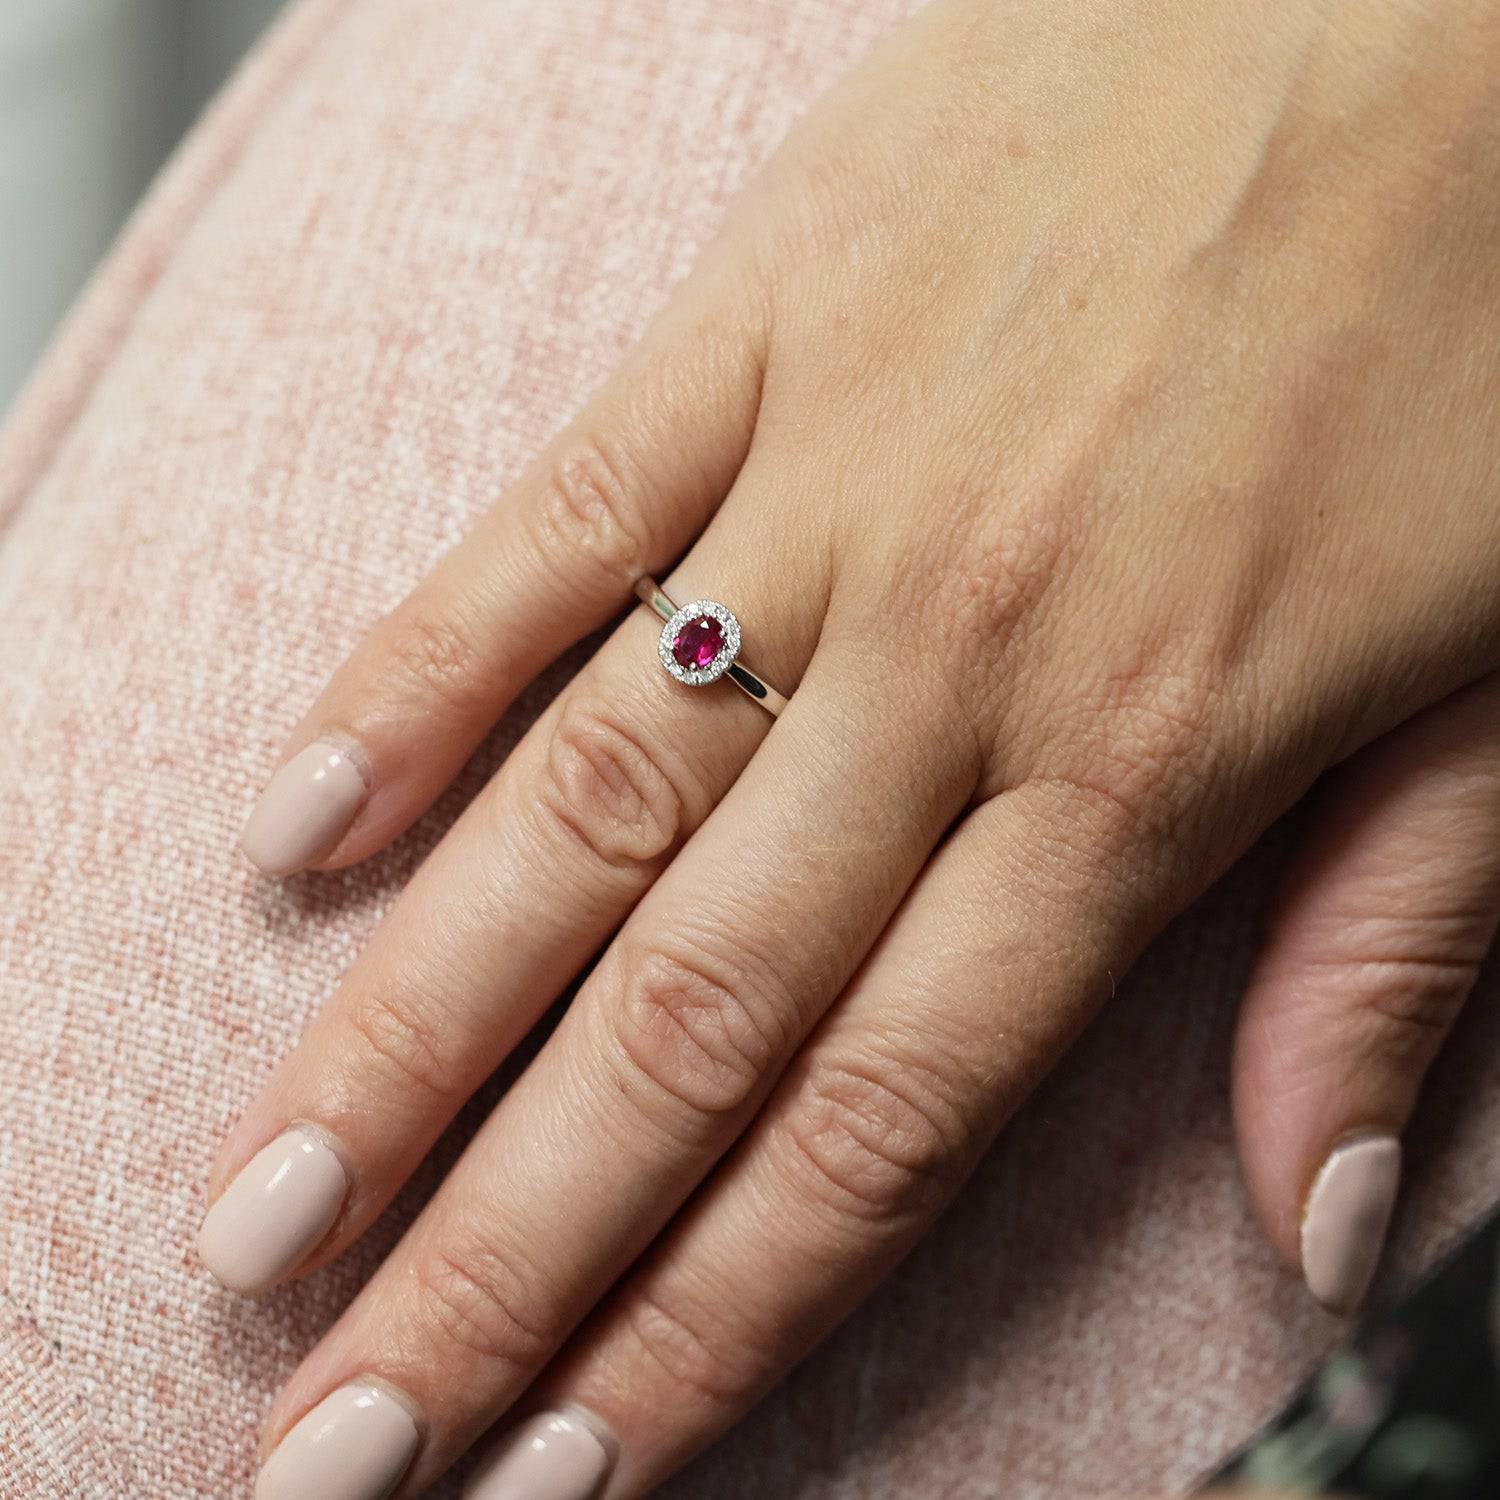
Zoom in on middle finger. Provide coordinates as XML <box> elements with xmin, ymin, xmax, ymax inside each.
<box><xmin>198</xmin><ymin>516</ymin><xmax>818</xmax><ymax>1297</ymax></box>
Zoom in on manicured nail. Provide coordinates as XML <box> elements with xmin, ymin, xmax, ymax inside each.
<box><xmin>462</xmin><ymin>1409</ymin><xmax>614</xmax><ymax>1500</ymax></box>
<box><xmin>256</xmin><ymin>1382</ymin><xmax>419</xmax><ymax>1500</ymax></box>
<box><xmin>240</xmin><ymin>739</ymin><xmax>367</xmax><ymax>875</ymax></box>
<box><xmin>197</xmin><ymin>1127</ymin><xmax>348</xmax><ymax>1294</ymax></box>
<box><xmin>1301</xmin><ymin>1133</ymin><xmax>1401</xmax><ymax>1314</ymax></box>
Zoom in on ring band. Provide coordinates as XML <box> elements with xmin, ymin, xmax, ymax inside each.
<box><xmin>634</xmin><ymin>577</ymin><xmax>788</xmax><ymax>717</ymax></box>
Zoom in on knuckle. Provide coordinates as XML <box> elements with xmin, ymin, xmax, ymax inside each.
<box><xmin>944</xmin><ymin>492</ymin><xmax>1076</xmax><ymax>658</ymax></box>
<box><xmin>1035</xmin><ymin>645</ymin><xmax>1229</xmax><ymax>863</ymax></box>
<box><xmin>622</xmin><ymin>1285</ymin><xmax>766</xmax><ymax>1409</ymax></box>
<box><xmin>539</xmin><ymin>698</ymin><xmax>689</xmax><ymax>869</ymax></box>
<box><xmin>864</xmin><ymin>485</ymin><xmax>1073</xmax><ymax>708</ymax></box>
<box><xmin>409</xmin><ymin>1230</ymin><xmax>557</xmax><ymax>1371</ymax></box>
<box><xmin>777</xmin><ymin>1055</ymin><xmax>969</xmax><ymax>1224</ymax></box>
<box><xmin>1328</xmin><ymin>951</ymin><xmax>1477</xmax><ymax>1052</ymax></box>
<box><xmin>610</xmin><ymin>939</ymin><xmax>789</xmax><ymax>1127</ymax></box>
<box><xmin>530</xmin><ymin>433</ymin><xmax>652</xmax><ymax>592</ymax></box>
<box><xmin>344</xmin><ymin>986</ymin><xmax>454</xmax><ymax>1103</ymax></box>
<box><xmin>378</xmin><ymin>606</ymin><xmax>489</xmax><ymax>717</ymax></box>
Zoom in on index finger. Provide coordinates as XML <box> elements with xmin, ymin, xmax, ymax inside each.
<box><xmin>253</xmin><ymin>635</ymin><xmax>972</xmax><ymax>1496</ymax></box>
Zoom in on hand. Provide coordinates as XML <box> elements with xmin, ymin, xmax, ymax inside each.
<box><xmin>200</xmin><ymin>0</ymin><xmax>1500</xmax><ymax>1495</ymax></box>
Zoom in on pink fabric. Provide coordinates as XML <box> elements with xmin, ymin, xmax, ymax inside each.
<box><xmin>3</xmin><ymin>1</ymin><xmax>1499</xmax><ymax>1495</ymax></box>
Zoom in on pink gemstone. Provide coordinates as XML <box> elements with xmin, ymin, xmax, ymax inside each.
<box><xmin>671</xmin><ymin>614</ymin><xmax>724</xmax><ymax>670</ymax></box>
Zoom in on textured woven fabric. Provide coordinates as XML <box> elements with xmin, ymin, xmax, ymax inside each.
<box><xmin>3</xmin><ymin>1</ymin><xmax>1499</xmax><ymax>1496</ymax></box>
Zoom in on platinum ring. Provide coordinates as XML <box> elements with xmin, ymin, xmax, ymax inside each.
<box><xmin>634</xmin><ymin>577</ymin><xmax>788</xmax><ymax>718</ymax></box>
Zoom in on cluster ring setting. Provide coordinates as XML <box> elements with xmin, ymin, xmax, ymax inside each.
<box><xmin>634</xmin><ymin>577</ymin><xmax>788</xmax><ymax>717</ymax></box>
<box><xmin>657</xmin><ymin>598</ymin><xmax>742</xmax><ymax>688</ymax></box>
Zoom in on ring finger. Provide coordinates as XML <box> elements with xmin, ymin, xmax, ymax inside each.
<box><xmin>235</xmin><ymin>251</ymin><xmax>766</xmax><ymax>877</ymax></box>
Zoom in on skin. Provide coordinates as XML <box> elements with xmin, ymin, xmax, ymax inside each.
<box><xmin>208</xmin><ymin>0</ymin><xmax>1500</xmax><ymax>1493</ymax></box>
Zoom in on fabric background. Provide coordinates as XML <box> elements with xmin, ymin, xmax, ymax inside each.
<box><xmin>2</xmin><ymin>1</ymin><xmax>1498</xmax><ymax>1495</ymax></box>
<box><xmin>0</xmin><ymin>0</ymin><xmax>286</xmax><ymax>410</ymax></box>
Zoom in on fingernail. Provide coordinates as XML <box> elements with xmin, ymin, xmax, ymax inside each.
<box><xmin>241</xmin><ymin>739</ymin><xmax>367</xmax><ymax>875</ymax></box>
<box><xmin>1301</xmin><ymin>1133</ymin><xmax>1401</xmax><ymax>1314</ymax></box>
<box><xmin>462</xmin><ymin>1409</ymin><xmax>614</xmax><ymax>1500</ymax></box>
<box><xmin>256</xmin><ymin>1382</ymin><xmax>419</xmax><ymax>1500</ymax></box>
<box><xmin>197</xmin><ymin>1127</ymin><xmax>348</xmax><ymax>1294</ymax></box>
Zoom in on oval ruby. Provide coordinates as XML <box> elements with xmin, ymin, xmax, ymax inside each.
<box><xmin>671</xmin><ymin>614</ymin><xmax>725</xmax><ymax>670</ymax></box>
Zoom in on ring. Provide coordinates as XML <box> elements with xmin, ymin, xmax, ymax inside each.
<box><xmin>634</xmin><ymin>577</ymin><xmax>788</xmax><ymax>717</ymax></box>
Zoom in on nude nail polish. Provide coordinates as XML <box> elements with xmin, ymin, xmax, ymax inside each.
<box><xmin>240</xmin><ymin>740</ymin><xmax>367</xmax><ymax>875</ymax></box>
<box><xmin>256</xmin><ymin>1383</ymin><xmax>419</xmax><ymax>1500</ymax></box>
<box><xmin>1301</xmin><ymin>1133</ymin><xmax>1401</xmax><ymax>1314</ymax></box>
<box><xmin>197</xmin><ymin>1127</ymin><xmax>347</xmax><ymax>1294</ymax></box>
<box><xmin>462</xmin><ymin>1409</ymin><xmax>613</xmax><ymax>1500</ymax></box>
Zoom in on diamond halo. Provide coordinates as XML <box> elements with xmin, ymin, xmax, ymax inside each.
<box><xmin>658</xmin><ymin>599</ymin><xmax>742</xmax><ymax>687</ymax></box>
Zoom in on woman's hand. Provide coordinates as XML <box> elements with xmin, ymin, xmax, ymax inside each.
<box><xmin>200</xmin><ymin>0</ymin><xmax>1500</xmax><ymax>1494</ymax></box>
